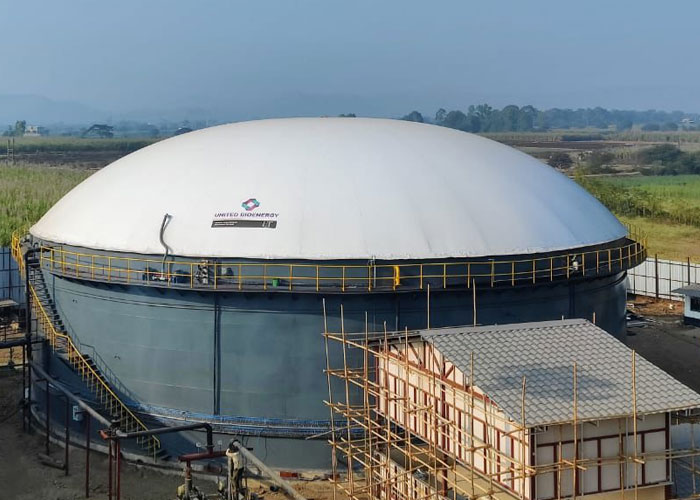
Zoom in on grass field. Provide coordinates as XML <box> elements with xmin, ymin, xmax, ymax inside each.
<box><xmin>591</xmin><ymin>175</ymin><xmax>700</xmax><ymax>261</ymax></box>
<box><xmin>2</xmin><ymin>135</ymin><xmax>159</xmax><ymax>153</ymax></box>
<box><xmin>618</xmin><ymin>216</ymin><xmax>700</xmax><ymax>262</ymax></box>
<box><xmin>0</xmin><ymin>163</ymin><xmax>92</xmax><ymax>245</ymax></box>
<box><xmin>602</xmin><ymin>175</ymin><xmax>700</xmax><ymax>210</ymax></box>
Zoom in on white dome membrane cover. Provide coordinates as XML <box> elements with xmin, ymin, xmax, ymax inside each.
<box><xmin>31</xmin><ymin>118</ymin><xmax>626</xmax><ymax>260</ymax></box>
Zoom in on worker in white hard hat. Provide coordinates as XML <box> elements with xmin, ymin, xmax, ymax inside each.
<box><xmin>226</xmin><ymin>440</ymin><xmax>244</xmax><ymax>500</ymax></box>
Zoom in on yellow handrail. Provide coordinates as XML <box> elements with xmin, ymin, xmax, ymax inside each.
<box><xmin>26</xmin><ymin>277</ymin><xmax>160</xmax><ymax>455</ymax></box>
<box><xmin>12</xmin><ymin>226</ymin><xmax>647</xmax><ymax>294</ymax></box>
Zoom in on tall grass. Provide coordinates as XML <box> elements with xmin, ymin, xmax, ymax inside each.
<box><xmin>2</xmin><ymin>136</ymin><xmax>159</xmax><ymax>153</ymax></box>
<box><xmin>578</xmin><ymin>173</ymin><xmax>700</xmax><ymax>226</ymax></box>
<box><xmin>0</xmin><ymin>163</ymin><xmax>92</xmax><ymax>245</ymax></box>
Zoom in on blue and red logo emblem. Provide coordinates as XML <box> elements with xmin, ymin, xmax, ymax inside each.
<box><xmin>241</xmin><ymin>198</ymin><xmax>260</xmax><ymax>211</ymax></box>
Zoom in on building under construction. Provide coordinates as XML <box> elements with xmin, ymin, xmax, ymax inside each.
<box><xmin>324</xmin><ymin>318</ymin><xmax>700</xmax><ymax>500</ymax></box>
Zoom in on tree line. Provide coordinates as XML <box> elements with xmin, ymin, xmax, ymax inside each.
<box><xmin>400</xmin><ymin>106</ymin><xmax>699</xmax><ymax>133</ymax></box>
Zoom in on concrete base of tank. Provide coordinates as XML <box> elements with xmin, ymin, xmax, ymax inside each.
<box><xmin>32</xmin><ymin>268</ymin><xmax>627</xmax><ymax>469</ymax></box>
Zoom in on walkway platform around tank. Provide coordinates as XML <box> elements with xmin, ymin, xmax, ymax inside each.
<box><xmin>22</xmin><ymin>234</ymin><xmax>645</xmax><ymax>293</ymax></box>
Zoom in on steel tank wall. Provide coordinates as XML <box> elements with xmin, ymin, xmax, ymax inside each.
<box><xmin>44</xmin><ymin>269</ymin><xmax>626</xmax><ymax>468</ymax></box>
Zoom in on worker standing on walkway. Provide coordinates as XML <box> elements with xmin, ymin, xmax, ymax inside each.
<box><xmin>226</xmin><ymin>440</ymin><xmax>244</xmax><ymax>500</ymax></box>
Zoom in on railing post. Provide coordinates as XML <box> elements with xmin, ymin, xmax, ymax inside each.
<box><xmin>669</xmin><ymin>258</ymin><xmax>673</xmax><ymax>301</ymax></box>
<box><xmin>45</xmin><ymin>379</ymin><xmax>50</xmax><ymax>455</ymax></box>
<box><xmin>64</xmin><ymin>395</ymin><xmax>70</xmax><ymax>476</ymax></box>
<box><xmin>289</xmin><ymin>265</ymin><xmax>293</xmax><ymax>291</ymax></box>
<box><xmin>627</xmin><ymin>245</ymin><xmax>631</xmax><ymax>269</ymax></box>
<box><xmin>655</xmin><ymin>254</ymin><xmax>659</xmax><ymax>299</ymax></box>
<box><xmin>619</xmin><ymin>248</ymin><xmax>623</xmax><ymax>270</ymax></box>
<box><xmin>85</xmin><ymin>415</ymin><xmax>90</xmax><ymax>498</ymax></box>
<box><xmin>550</xmin><ymin>257</ymin><xmax>553</xmax><ymax>281</ymax></box>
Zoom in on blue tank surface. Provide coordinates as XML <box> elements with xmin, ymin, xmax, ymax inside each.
<box><xmin>35</xmin><ymin>259</ymin><xmax>628</xmax><ymax>468</ymax></box>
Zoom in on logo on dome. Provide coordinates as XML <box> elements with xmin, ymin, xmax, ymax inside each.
<box><xmin>241</xmin><ymin>198</ymin><xmax>260</xmax><ymax>211</ymax></box>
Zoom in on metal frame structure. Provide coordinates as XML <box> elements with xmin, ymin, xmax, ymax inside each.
<box><xmin>323</xmin><ymin>313</ymin><xmax>700</xmax><ymax>500</ymax></box>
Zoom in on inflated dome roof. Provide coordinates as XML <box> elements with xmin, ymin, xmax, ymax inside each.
<box><xmin>31</xmin><ymin>118</ymin><xmax>626</xmax><ymax>260</ymax></box>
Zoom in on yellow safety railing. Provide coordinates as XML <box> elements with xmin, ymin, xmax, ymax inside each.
<box><xmin>10</xmin><ymin>234</ymin><xmax>161</xmax><ymax>456</ymax></box>
<box><xmin>28</xmin><ymin>236</ymin><xmax>647</xmax><ymax>293</ymax></box>
<box><xmin>12</xmin><ymin>226</ymin><xmax>647</xmax><ymax>294</ymax></box>
<box><xmin>28</xmin><ymin>284</ymin><xmax>161</xmax><ymax>456</ymax></box>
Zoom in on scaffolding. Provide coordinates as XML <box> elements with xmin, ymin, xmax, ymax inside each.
<box><xmin>323</xmin><ymin>308</ymin><xmax>700</xmax><ymax>500</ymax></box>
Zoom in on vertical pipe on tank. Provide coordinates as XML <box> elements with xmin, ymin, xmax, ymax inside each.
<box><xmin>213</xmin><ymin>294</ymin><xmax>221</xmax><ymax>415</ymax></box>
<box><xmin>45</xmin><ymin>379</ymin><xmax>50</xmax><ymax>454</ymax></box>
<box><xmin>64</xmin><ymin>395</ymin><xmax>70</xmax><ymax>476</ymax></box>
<box><xmin>472</xmin><ymin>280</ymin><xmax>477</xmax><ymax>326</ymax></box>
<box><xmin>24</xmin><ymin>250</ymin><xmax>32</xmax><ymax>433</ymax></box>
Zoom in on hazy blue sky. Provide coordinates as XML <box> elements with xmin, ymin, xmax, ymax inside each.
<box><xmin>3</xmin><ymin>0</ymin><xmax>700</xmax><ymax>121</ymax></box>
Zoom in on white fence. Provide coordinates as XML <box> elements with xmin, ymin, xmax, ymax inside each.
<box><xmin>628</xmin><ymin>256</ymin><xmax>698</xmax><ymax>301</ymax></box>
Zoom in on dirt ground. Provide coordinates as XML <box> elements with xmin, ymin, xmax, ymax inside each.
<box><xmin>628</xmin><ymin>295</ymin><xmax>683</xmax><ymax>316</ymax></box>
<box><xmin>0</xmin><ymin>321</ymin><xmax>25</xmax><ymax>367</ymax></box>
<box><xmin>0</xmin><ymin>372</ymin><xmax>338</xmax><ymax>500</ymax></box>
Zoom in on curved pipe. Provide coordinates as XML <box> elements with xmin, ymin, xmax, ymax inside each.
<box><xmin>159</xmin><ymin>213</ymin><xmax>172</xmax><ymax>274</ymax></box>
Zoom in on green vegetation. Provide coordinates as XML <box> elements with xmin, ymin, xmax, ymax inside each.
<box><xmin>0</xmin><ymin>163</ymin><xmax>92</xmax><ymax>245</ymax></box>
<box><xmin>634</xmin><ymin>144</ymin><xmax>700</xmax><ymax>175</ymax></box>
<box><xmin>2</xmin><ymin>135</ymin><xmax>159</xmax><ymax>153</ymax></box>
<box><xmin>617</xmin><ymin>216</ymin><xmax>700</xmax><ymax>262</ymax></box>
<box><xmin>579</xmin><ymin>173</ymin><xmax>700</xmax><ymax>226</ymax></box>
<box><xmin>580</xmin><ymin>174</ymin><xmax>700</xmax><ymax>260</ymax></box>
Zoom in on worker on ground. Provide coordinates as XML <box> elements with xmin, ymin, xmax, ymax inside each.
<box><xmin>226</xmin><ymin>440</ymin><xmax>244</xmax><ymax>500</ymax></box>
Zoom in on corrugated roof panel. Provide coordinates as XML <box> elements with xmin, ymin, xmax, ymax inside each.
<box><xmin>421</xmin><ymin>319</ymin><xmax>700</xmax><ymax>426</ymax></box>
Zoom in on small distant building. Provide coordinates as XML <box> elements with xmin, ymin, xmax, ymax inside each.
<box><xmin>24</xmin><ymin>125</ymin><xmax>47</xmax><ymax>137</ymax></box>
<box><xmin>673</xmin><ymin>285</ymin><xmax>700</xmax><ymax>326</ymax></box>
<box><xmin>326</xmin><ymin>319</ymin><xmax>700</xmax><ymax>500</ymax></box>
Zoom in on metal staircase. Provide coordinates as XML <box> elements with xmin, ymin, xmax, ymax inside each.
<box><xmin>23</xmin><ymin>254</ymin><xmax>162</xmax><ymax>458</ymax></box>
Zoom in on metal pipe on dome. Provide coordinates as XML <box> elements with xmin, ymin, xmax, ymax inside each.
<box><xmin>159</xmin><ymin>213</ymin><xmax>172</xmax><ymax>275</ymax></box>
